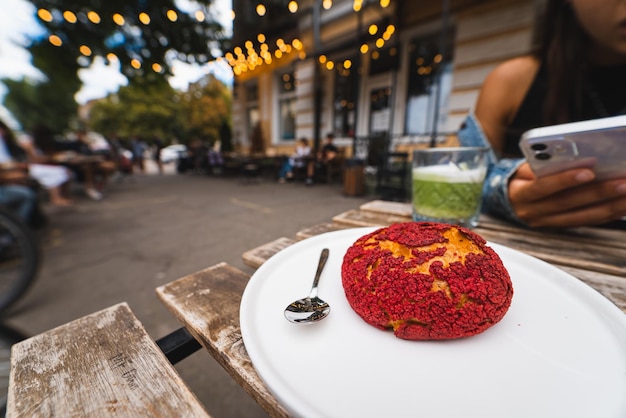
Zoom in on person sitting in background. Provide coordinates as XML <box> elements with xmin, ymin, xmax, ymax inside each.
<box><xmin>25</xmin><ymin>125</ymin><xmax>73</xmax><ymax>207</ymax></box>
<box><xmin>306</xmin><ymin>133</ymin><xmax>339</xmax><ymax>185</ymax></box>
<box><xmin>458</xmin><ymin>0</ymin><xmax>626</xmax><ymax>228</ymax></box>
<box><xmin>0</xmin><ymin>120</ymin><xmax>42</xmax><ymax>225</ymax></box>
<box><xmin>278</xmin><ymin>137</ymin><xmax>311</xmax><ymax>183</ymax></box>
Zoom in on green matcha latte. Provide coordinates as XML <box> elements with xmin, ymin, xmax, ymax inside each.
<box><xmin>412</xmin><ymin>164</ymin><xmax>486</xmax><ymax>226</ymax></box>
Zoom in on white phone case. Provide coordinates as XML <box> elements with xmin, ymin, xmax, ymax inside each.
<box><xmin>519</xmin><ymin>115</ymin><xmax>626</xmax><ymax>180</ymax></box>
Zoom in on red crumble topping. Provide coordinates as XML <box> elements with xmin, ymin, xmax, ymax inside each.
<box><xmin>341</xmin><ymin>222</ymin><xmax>513</xmax><ymax>340</ymax></box>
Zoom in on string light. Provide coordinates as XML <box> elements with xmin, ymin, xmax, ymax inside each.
<box><xmin>195</xmin><ymin>10</ymin><xmax>205</xmax><ymax>21</ymax></box>
<box><xmin>130</xmin><ymin>59</ymin><xmax>141</xmax><ymax>69</ymax></box>
<box><xmin>368</xmin><ymin>24</ymin><xmax>378</xmax><ymax>35</ymax></box>
<box><xmin>87</xmin><ymin>11</ymin><xmax>101</xmax><ymax>24</ymax></box>
<box><xmin>380</xmin><ymin>0</ymin><xmax>390</xmax><ymax>7</ymax></box>
<box><xmin>152</xmin><ymin>63</ymin><xmax>163</xmax><ymax>72</ymax></box>
<box><xmin>166</xmin><ymin>10</ymin><xmax>178</xmax><ymax>22</ymax></box>
<box><xmin>48</xmin><ymin>34</ymin><xmax>62</xmax><ymax>46</ymax></box>
<box><xmin>343</xmin><ymin>59</ymin><xmax>352</xmax><ymax>69</ymax></box>
<box><xmin>79</xmin><ymin>45</ymin><xmax>92</xmax><ymax>56</ymax></box>
<box><xmin>325</xmin><ymin>61</ymin><xmax>334</xmax><ymax>70</ymax></box>
<box><xmin>63</xmin><ymin>11</ymin><xmax>77</xmax><ymax>23</ymax></box>
<box><xmin>318</xmin><ymin>55</ymin><xmax>327</xmax><ymax>64</ymax></box>
<box><xmin>257</xmin><ymin>33</ymin><xmax>266</xmax><ymax>43</ymax></box>
<box><xmin>322</xmin><ymin>0</ymin><xmax>332</xmax><ymax>10</ymax></box>
<box><xmin>256</xmin><ymin>4</ymin><xmax>266</xmax><ymax>16</ymax></box>
<box><xmin>139</xmin><ymin>12</ymin><xmax>150</xmax><ymax>25</ymax></box>
<box><xmin>112</xmin><ymin>13</ymin><xmax>125</xmax><ymax>25</ymax></box>
<box><xmin>37</xmin><ymin>9</ymin><xmax>53</xmax><ymax>22</ymax></box>
<box><xmin>288</xmin><ymin>1</ymin><xmax>298</xmax><ymax>13</ymax></box>
<box><xmin>106</xmin><ymin>53</ymin><xmax>118</xmax><ymax>62</ymax></box>
<box><xmin>360</xmin><ymin>44</ymin><xmax>369</xmax><ymax>54</ymax></box>
<box><xmin>353</xmin><ymin>0</ymin><xmax>363</xmax><ymax>12</ymax></box>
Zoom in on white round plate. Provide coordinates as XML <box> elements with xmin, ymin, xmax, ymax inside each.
<box><xmin>240</xmin><ymin>227</ymin><xmax>626</xmax><ymax>418</ymax></box>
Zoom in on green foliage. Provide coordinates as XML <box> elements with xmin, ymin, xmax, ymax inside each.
<box><xmin>89</xmin><ymin>75</ymin><xmax>183</xmax><ymax>140</ymax></box>
<box><xmin>89</xmin><ymin>73</ymin><xmax>231</xmax><ymax>145</ymax></box>
<box><xmin>178</xmin><ymin>74</ymin><xmax>231</xmax><ymax>145</ymax></box>
<box><xmin>1</xmin><ymin>41</ymin><xmax>80</xmax><ymax>133</ymax></box>
<box><xmin>28</xmin><ymin>0</ymin><xmax>228</xmax><ymax>78</ymax></box>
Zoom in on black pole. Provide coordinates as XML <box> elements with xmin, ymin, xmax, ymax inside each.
<box><xmin>429</xmin><ymin>0</ymin><xmax>450</xmax><ymax>148</ymax></box>
<box><xmin>312</xmin><ymin>0</ymin><xmax>322</xmax><ymax>153</ymax></box>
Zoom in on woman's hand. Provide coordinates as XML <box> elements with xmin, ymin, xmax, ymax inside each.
<box><xmin>508</xmin><ymin>163</ymin><xmax>626</xmax><ymax>228</ymax></box>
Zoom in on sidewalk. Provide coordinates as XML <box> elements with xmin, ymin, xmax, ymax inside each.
<box><xmin>6</xmin><ymin>162</ymin><xmax>372</xmax><ymax>417</ymax></box>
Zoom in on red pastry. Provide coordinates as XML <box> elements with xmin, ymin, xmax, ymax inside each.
<box><xmin>341</xmin><ymin>222</ymin><xmax>513</xmax><ymax>340</ymax></box>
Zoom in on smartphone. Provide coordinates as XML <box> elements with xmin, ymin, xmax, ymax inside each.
<box><xmin>519</xmin><ymin>115</ymin><xmax>626</xmax><ymax>180</ymax></box>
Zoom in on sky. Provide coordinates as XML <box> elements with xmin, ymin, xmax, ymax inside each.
<box><xmin>0</xmin><ymin>0</ymin><xmax>233</xmax><ymax>127</ymax></box>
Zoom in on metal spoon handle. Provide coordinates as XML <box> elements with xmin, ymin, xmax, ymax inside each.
<box><xmin>310</xmin><ymin>248</ymin><xmax>329</xmax><ymax>297</ymax></box>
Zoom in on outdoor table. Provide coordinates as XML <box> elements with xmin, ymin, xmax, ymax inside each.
<box><xmin>156</xmin><ymin>199</ymin><xmax>626</xmax><ymax>417</ymax></box>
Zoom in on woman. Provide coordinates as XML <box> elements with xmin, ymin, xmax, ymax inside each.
<box><xmin>278</xmin><ymin>137</ymin><xmax>311</xmax><ymax>182</ymax></box>
<box><xmin>459</xmin><ymin>0</ymin><xmax>626</xmax><ymax>228</ymax></box>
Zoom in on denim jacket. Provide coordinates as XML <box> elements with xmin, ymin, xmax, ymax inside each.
<box><xmin>457</xmin><ymin>114</ymin><xmax>527</xmax><ymax>226</ymax></box>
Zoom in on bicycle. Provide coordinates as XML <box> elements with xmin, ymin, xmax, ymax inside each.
<box><xmin>0</xmin><ymin>207</ymin><xmax>41</xmax><ymax>415</ymax></box>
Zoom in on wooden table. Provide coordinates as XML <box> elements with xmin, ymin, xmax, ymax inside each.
<box><xmin>9</xmin><ymin>200</ymin><xmax>625</xmax><ymax>417</ymax></box>
<box><xmin>157</xmin><ymin>199</ymin><xmax>626</xmax><ymax>417</ymax></box>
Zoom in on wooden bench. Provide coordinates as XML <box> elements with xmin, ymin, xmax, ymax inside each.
<box><xmin>7</xmin><ymin>303</ymin><xmax>210</xmax><ymax>418</ymax></box>
<box><xmin>155</xmin><ymin>264</ymin><xmax>290</xmax><ymax>418</ymax></box>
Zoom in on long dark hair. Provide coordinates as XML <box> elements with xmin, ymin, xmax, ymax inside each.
<box><xmin>531</xmin><ymin>0</ymin><xmax>590</xmax><ymax>124</ymax></box>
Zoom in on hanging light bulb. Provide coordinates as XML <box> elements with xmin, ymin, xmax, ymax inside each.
<box><xmin>322</xmin><ymin>0</ymin><xmax>332</xmax><ymax>10</ymax></box>
<box><xmin>37</xmin><ymin>9</ymin><xmax>53</xmax><ymax>22</ymax></box>
<box><xmin>79</xmin><ymin>45</ymin><xmax>92</xmax><ymax>56</ymax></box>
<box><xmin>87</xmin><ymin>11</ymin><xmax>101</xmax><ymax>24</ymax></box>
<box><xmin>112</xmin><ymin>13</ymin><xmax>125</xmax><ymax>25</ymax></box>
<box><xmin>166</xmin><ymin>10</ymin><xmax>178</xmax><ymax>22</ymax></box>
<box><xmin>256</xmin><ymin>3</ymin><xmax>266</xmax><ymax>16</ymax></box>
<box><xmin>139</xmin><ymin>12</ymin><xmax>150</xmax><ymax>25</ymax></box>
<box><xmin>63</xmin><ymin>11</ymin><xmax>77</xmax><ymax>23</ymax></box>
<box><xmin>288</xmin><ymin>1</ymin><xmax>298</xmax><ymax>13</ymax></box>
<box><xmin>48</xmin><ymin>34</ymin><xmax>62</xmax><ymax>46</ymax></box>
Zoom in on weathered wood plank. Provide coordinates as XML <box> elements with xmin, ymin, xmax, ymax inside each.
<box><xmin>156</xmin><ymin>263</ymin><xmax>290</xmax><ymax>418</ymax></box>
<box><xmin>242</xmin><ymin>237</ymin><xmax>296</xmax><ymax>269</ymax></box>
<box><xmin>359</xmin><ymin>200</ymin><xmax>412</xmax><ymax>218</ymax></box>
<box><xmin>332</xmin><ymin>209</ymin><xmax>410</xmax><ymax>227</ymax></box>
<box><xmin>7</xmin><ymin>303</ymin><xmax>209</xmax><ymax>418</ymax></box>
<box><xmin>295</xmin><ymin>222</ymin><xmax>349</xmax><ymax>240</ymax></box>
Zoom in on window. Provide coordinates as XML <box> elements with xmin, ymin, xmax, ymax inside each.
<box><xmin>369</xmin><ymin>46</ymin><xmax>399</xmax><ymax>76</ymax></box>
<box><xmin>245</xmin><ymin>81</ymin><xmax>259</xmax><ymax>141</ymax></box>
<box><xmin>405</xmin><ymin>31</ymin><xmax>455</xmax><ymax>135</ymax></box>
<box><xmin>278</xmin><ymin>70</ymin><xmax>296</xmax><ymax>140</ymax></box>
<box><xmin>333</xmin><ymin>57</ymin><xmax>358</xmax><ymax>137</ymax></box>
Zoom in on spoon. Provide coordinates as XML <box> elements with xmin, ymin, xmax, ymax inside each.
<box><xmin>284</xmin><ymin>248</ymin><xmax>331</xmax><ymax>324</ymax></box>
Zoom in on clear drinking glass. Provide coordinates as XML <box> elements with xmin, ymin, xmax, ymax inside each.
<box><xmin>412</xmin><ymin>147</ymin><xmax>489</xmax><ymax>228</ymax></box>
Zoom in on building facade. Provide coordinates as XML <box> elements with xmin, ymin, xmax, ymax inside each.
<box><xmin>228</xmin><ymin>0</ymin><xmax>538</xmax><ymax>159</ymax></box>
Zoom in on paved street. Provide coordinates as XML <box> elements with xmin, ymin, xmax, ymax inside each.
<box><xmin>6</xmin><ymin>162</ymin><xmax>371</xmax><ymax>417</ymax></box>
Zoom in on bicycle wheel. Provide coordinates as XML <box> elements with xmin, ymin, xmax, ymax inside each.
<box><xmin>0</xmin><ymin>209</ymin><xmax>40</xmax><ymax>315</ymax></box>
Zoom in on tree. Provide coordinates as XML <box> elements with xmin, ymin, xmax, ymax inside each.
<box><xmin>178</xmin><ymin>74</ymin><xmax>231</xmax><ymax>146</ymax></box>
<box><xmin>89</xmin><ymin>75</ymin><xmax>183</xmax><ymax>140</ymax></box>
<box><xmin>27</xmin><ymin>0</ymin><xmax>229</xmax><ymax>78</ymax></box>
<box><xmin>2</xmin><ymin>41</ymin><xmax>81</xmax><ymax>133</ymax></box>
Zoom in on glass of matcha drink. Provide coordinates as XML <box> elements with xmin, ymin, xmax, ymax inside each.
<box><xmin>412</xmin><ymin>147</ymin><xmax>489</xmax><ymax>228</ymax></box>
